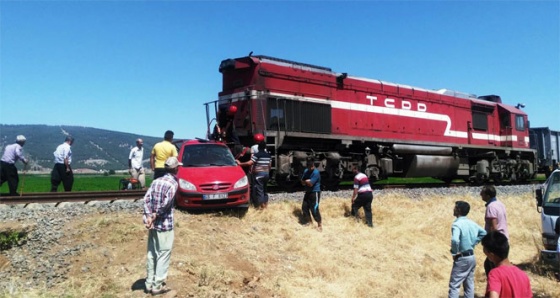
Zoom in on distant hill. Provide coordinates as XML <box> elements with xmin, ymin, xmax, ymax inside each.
<box><xmin>0</xmin><ymin>124</ymin><xmax>163</xmax><ymax>172</ymax></box>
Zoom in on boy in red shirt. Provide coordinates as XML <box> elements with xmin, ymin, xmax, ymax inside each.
<box><xmin>481</xmin><ymin>231</ymin><xmax>532</xmax><ymax>298</ymax></box>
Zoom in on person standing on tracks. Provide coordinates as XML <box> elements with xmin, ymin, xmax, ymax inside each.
<box><xmin>51</xmin><ymin>136</ymin><xmax>74</xmax><ymax>192</ymax></box>
<box><xmin>1</xmin><ymin>135</ymin><xmax>29</xmax><ymax>196</ymax></box>
<box><xmin>301</xmin><ymin>157</ymin><xmax>322</xmax><ymax>231</ymax></box>
<box><xmin>237</xmin><ymin>141</ymin><xmax>271</xmax><ymax>209</ymax></box>
<box><xmin>480</xmin><ymin>185</ymin><xmax>509</xmax><ymax>277</ymax></box>
<box><xmin>448</xmin><ymin>201</ymin><xmax>487</xmax><ymax>298</ymax></box>
<box><xmin>150</xmin><ymin>130</ymin><xmax>178</xmax><ymax>180</ymax></box>
<box><xmin>143</xmin><ymin>156</ymin><xmax>181</xmax><ymax>296</ymax></box>
<box><xmin>350</xmin><ymin>165</ymin><xmax>374</xmax><ymax>227</ymax></box>
<box><xmin>128</xmin><ymin>138</ymin><xmax>146</xmax><ymax>189</ymax></box>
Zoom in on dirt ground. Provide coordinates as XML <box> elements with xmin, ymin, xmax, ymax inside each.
<box><xmin>2</xmin><ymin>192</ymin><xmax>560</xmax><ymax>298</ymax></box>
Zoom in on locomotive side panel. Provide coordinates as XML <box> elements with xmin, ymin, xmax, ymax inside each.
<box><xmin>213</xmin><ymin>55</ymin><xmax>535</xmax><ymax>187</ymax></box>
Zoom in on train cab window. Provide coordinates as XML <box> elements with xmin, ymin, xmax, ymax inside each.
<box><xmin>472</xmin><ymin>111</ymin><xmax>488</xmax><ymax>131</ymax></box>
<box><xmin>269</xmin><ymin>108</ymin><xmax>285</xmax><ymax>129</ymax></box>
<box><xmin>515</xmin><ymin>115</ymin><xmax>525</xmax><ymax>131</ymax></box>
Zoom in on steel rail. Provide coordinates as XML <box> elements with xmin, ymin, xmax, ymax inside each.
<box><xmin>0</xmin><ymin>180</ymin><xmax>542</xmax><ymax>205</ymax></box>
<box><xmin>0</xmin><ymin>190</ymin><xmax>145</xmax><ymax>205</ymax></box>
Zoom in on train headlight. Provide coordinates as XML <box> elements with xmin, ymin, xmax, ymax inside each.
<box><xmin>234</xmin><ymin>176</ymin><xmax>248</xmax><ymax>189</ymax></box>
<box><xmin>179</xmin><ymin>179</ymin><xmax>196</xmax><ymax>191</ymax></box>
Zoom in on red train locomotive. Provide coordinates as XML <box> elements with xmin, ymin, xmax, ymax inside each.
<box><xmin>205</xmin><ymin>55</ymin><xmax>536</xmax><ymax>189</ymax></box>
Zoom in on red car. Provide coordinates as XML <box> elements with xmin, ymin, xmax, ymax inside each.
<box><xmin>175</xmin><ymin>139</ymin><xmax>250</xmax><ymax>211</ymax></box>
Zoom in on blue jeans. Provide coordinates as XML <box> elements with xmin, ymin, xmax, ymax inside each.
<box><xmin>448</xmin><ymin>255</ymin><xmax>476</xmax><ymax>298</ymax></box>
<box><xmin>252</xmin><ymin>171</ymin><xmax>269</xmax><ymax>206</ymax></box>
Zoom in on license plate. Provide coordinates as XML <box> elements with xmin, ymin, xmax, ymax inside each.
<box><xmin>203</xmin><ymin>193</ymin><xmax>228</xmax><ymax>200</ymax></box>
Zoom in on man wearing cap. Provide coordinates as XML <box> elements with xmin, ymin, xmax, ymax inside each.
<box><xmin>129</xmin><ymin>138</ymin><xmax>146</xmax><ymax>189</ymax></box>
<box><xmin>150</xmin><ymin>130</ymin><xmax>178</xmax><ymax>180</ymax></box>
<box><xmin>1</xmin><ymin>135</ymin><xmax>29</xmax><ymax>196</ymax></box>
<box><xmin>448</xmin><ymin>201</ymin><xmax>487</xmax><ymax>298</ymax></box>
<box><xmin>51</xmin><ymin>136</ymin><xmax>75</xmax><ymax>192</ymax></box>
<box><xmin>143</xmin><ymin>156</ymin><xmax>181</xmax><ymax>295</ymax></box>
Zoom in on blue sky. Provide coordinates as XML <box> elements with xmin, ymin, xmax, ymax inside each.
<box><xmin>1</xmin><ymin>1</ymin><xmax>558</xmax><ymax>139</ymax></box>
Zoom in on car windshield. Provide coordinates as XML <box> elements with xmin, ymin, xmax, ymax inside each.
<box><xmin>181</xmin><ymin>144</ymin><xmax>236</xmax><ymax>167</ymax></box>
<box><xmin>544</xmin><ymin>171</ymin><xmax>560</xmax><ymax>207</ymax></box>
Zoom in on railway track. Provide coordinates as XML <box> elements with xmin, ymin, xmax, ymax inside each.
<box><xmin>0</xmin><ymin>180</ymin><xmax>543</xmax><ymax>206</ymax></box>
<box><xmin>0</xmin><ymin>190</ymin><xmax>145</xmax><ymax>206</ymax></box>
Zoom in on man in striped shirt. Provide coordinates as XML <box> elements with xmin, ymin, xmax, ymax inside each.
<box><xmin>143</xmin><ymin>156</ymin><xmax>181</xmax><ymax>295</ymax></box>
<box><xmin>350</xmin><ymin>165</ymin><xmax>374</xmax><ymax>227</ymax></box>
<box><xmin>237</xmin><ymin>141</ymin><xmax>271</xmax><ymax>209</ymax></box>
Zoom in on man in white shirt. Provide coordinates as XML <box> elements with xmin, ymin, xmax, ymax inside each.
<box><xmin>1</xmin><ymin>135</ymin><xmax>28</xmax><ymax>195</ymax></box>
<box><xmin>51</xmin><ymin>136</ymin><xmax>74</xmax><ymax>192</ymax></box>
<box><xmin>129</xmin><ymin>138</ymin><xmax>145</xmax><ymax>189</ymax></box>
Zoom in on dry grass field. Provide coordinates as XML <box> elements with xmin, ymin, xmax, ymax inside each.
<box><xmin>2</xmin><ymin>190</ymin><xmax>559</xmax><ymax>298</ymax></box>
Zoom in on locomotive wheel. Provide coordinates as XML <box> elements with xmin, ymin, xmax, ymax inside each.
<box><xmin>437</xmin><ymin>177</ymin><xmax>453</xmax><ymax>184</ymax></box>
<box><xmin>275</xmin><ymin>176</ymin><xmax>300</xmax><ymax>192</ymax></box>
<box><xmin>473</xmin><ymin>174</ymin><xmax>486</xmax><ymax>186</ymax></box>
<box><xmin>492</xmin><ymin>174</ymin><xmax>503</xmax><ymax>185</ymax></box>
<box><xmin>322</xmin><ymin>178</ymin><xmax>340</xmax><ymax>191</ymax></box>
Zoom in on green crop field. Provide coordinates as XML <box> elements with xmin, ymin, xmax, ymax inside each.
<box><xmin>2</xmin><ymin>173</ymin><xmax>546</xmax><ymax>195</ymax></box>
<box><xmin>0</xmin><ymin>174</ymin><xmax>153</xmax><ymax>194</ymax></box>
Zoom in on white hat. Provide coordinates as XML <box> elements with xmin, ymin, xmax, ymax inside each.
<box><xmin>16</xmin><ymin>135</ymin><xmax>26</xmax><ymax>142</ymax></box>
<box><xmin>164</xmin><ymin>156</ymin><xmax>183</xmax><ymax>169</ymax></box>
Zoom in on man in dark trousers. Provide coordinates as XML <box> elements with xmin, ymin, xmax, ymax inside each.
<box><xmin>237</xmin><ymin>141</ymin><xmax>271</xmax><ymax>209</ymax></box>
<box><xmin>301</xmin><ymin>157</ymin><xmax>322</xmax><ymax>231</ymax></box>
<box><xmin>350</xmin><ymin>165</ymin><xmax>374</xmax><ymax>227</ymax></box>
<box><xmin>51</xmin><ymin>136</ymin><xmax>74</xmax><ymax>192</ymax></box>
<box><xmin>1</xmin><ymin>135</ymin><xmax>28</xmax><ymax>195</ymax></box>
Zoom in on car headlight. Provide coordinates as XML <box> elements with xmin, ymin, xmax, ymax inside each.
<box><xmin>179</xmin><ymin>179</ymin><xmax>196</xmax><ymax>191</ymax></box>
<box><xmin>234</xmin><ymin>176</ymin><xmax>248</xmax><ymax>188</ymax></box>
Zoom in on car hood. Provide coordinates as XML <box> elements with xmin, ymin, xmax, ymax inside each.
<box><xmin>177</xmin><ymin>166</ymin><xmax>245</xmax><ymax>184</ymax></box>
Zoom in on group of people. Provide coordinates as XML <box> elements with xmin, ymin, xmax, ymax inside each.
<box><xmin>1</xmin><ymin>129</ymin><xmax>180</xmax><ymax>195</ymax></box>
<box><xmin>219</xmin><ymin>137</ymin><xmax>536</xmax><ymax>297</ymax></box>
<box><xmin>1</xmin><ymin>130</ymin><xmax>540</xmax><ymax>297</ymax></box>
<box><xmin>0</xmin><ymin>135</ymin><xmax>75</xmax><ymax>195</ymax></box>
<box><xmin>127</xmin><ymin>129</ymin><xmax>179</xmax><ymax>190</ymax></box>
<box><xmin>296</xmin><ymin>161</ymin><xmax>376</xmax><ymax>232</ymax></box>
<box><xmin>235</xmin><ymin>134</ymin><xmax>375</xmax><ymax>233</ymax></box>
<box><xmin>448</xmin><ymin>185</ymin><xmax>532</xmax><ymax>298</ymax></box>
